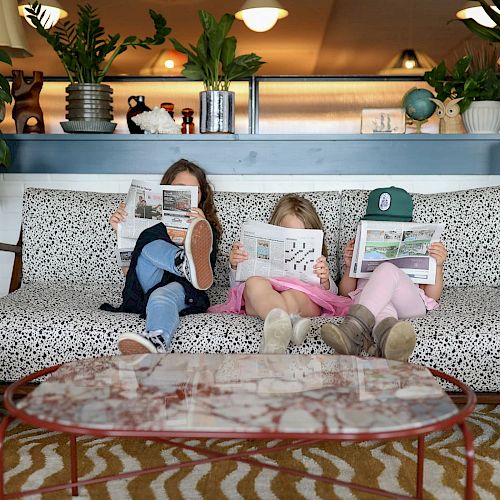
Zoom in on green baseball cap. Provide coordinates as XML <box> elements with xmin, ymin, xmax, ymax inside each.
<box><xmin>363</xmin><ymin>186</ymin><xmax>413</xmax><ymax>222</ymax></box>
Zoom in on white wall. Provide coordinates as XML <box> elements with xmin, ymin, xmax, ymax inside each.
<box><xmin>2</xmin><ymin>173</ymin><xmax>500</xmax><ymax>297</ymax></box>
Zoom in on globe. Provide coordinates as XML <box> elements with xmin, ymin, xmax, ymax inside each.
<box><xmin>403</xmin><ymin>88</ymin><xmax>436</xmax><ymax>122</ymax></box>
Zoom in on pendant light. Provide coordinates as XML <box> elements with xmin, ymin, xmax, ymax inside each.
<box><xmin>235</xmin><ymin>0</ymin><xmax>288</xmax><ymax>32</ymax></box>
<box><xmin>0</xmin><ymin>0</ymin><xmax>31</xmax><ymax>57</ymax></box>
<box><xmin>18</xmin><ymin>0</ymin><xmax>68</xmax><ymax>30</ymax></box>
<box><xmin>379</xmin><ymin>49</ymin><xmax>437</xmax><ymax>76</ymax></box>
<box><xmin>456</xmin><ymin>1</ymin><xmax>499</xmax><ymax>28</ymax></box>
<box><xmin>140</xmin><ymin>49</ymin><xmax>188</xmax><ymax>76</ymax></box>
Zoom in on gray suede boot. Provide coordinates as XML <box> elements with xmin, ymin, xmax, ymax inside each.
<box><xmin>320</xmin><ymin>304</ymin><xmax>375</xmax><ymax>355</ymax></box>
<box><xmin>373</xmin><ymin>317</ymin><xmax>416</xmax><ymax>361</ymax></box>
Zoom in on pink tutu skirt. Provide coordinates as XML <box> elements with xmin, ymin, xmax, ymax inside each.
<box><xmin>208</xmin><ymin>277</ymin><xmax>352</xmax><ymax>317</ymax></box>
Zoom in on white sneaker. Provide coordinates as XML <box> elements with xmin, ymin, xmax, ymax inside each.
<box><xmin>260</xmin><ymin>308</ymin><xmax>292</xmax><ymax>354</ymax></box>
<box><xmin>290</xmin><ymin>315</ymin><xmax>311</xmax><ymax>346</ymax></box>
<box><xmin>118</xmin><ymin>331</ymin><xmax>169</xmax><ymax>354</ymax></box>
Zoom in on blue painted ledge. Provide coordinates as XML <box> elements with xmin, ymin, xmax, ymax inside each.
<box><xmin>2</xmin><ymin>134</ymin><xmax>500</xmax><ymax>174</ymax></box>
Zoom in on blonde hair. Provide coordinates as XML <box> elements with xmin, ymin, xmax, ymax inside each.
<box><xmin>269</xmin><ymin>194</ymin><xmax>328</xmax><ymax>258</ymax></box>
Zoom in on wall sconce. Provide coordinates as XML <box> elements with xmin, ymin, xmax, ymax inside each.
<box><xmin>0</xmin><ymin>0</ymin><xmax>32</xmax><ymax>57</ymax></box>
<box><xmin>456</xmin><ymin>1</ymin><xmax>499</xmax><ymax>28</ymax></box>
<box><xmin>18</xmin><ymin>0</ymin><xmax>68</xmax><ymax>30</ymax></box>
<box><xmin>235</xmin><ymin>0</ymin><xmax>288</xmax><ymax>32</ymax></box>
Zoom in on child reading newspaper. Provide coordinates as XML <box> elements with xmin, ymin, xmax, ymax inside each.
<box><xmin>321</xmin><ymin>187</ymin><xmax>448</xmax><ymax>362</ymax></box>
<box><xmin>209</xmin><ymin>194</ymin><xmax>351</xmax><ymax>353</ymax></box>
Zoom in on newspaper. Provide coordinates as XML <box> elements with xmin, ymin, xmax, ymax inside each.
<box><xmin>349</xmin><ymin>220</ymin><xmax>445</xmax><ymax>285</ymax></box>
<box><xmin>116</xmin><ymin>179</ymin><xmax>198</xmax><ymax>267</ymax></box>
<box><xmin>235</xmin><ymin>221</ymin><xmax>324</xmax><ymax>285</ymax></box>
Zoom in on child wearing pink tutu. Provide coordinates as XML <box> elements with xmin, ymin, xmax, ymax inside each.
<box><xmin>209</xmin><ymin>194</ymin><xmax>351</xmax><ymax>353</ymax></box>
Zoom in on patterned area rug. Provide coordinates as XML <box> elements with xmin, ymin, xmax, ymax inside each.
<box><xmin>1</xmin><ymin>405</ymin><xmax>499</xmax><ymax>499</ymax></box>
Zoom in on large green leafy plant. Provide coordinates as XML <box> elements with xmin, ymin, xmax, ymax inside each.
<box><xmin>424</xmin><ymin>49</ymin><xmax>500</xmax><ymax>113</ymax></box>
<box><xmin>170</xmin><ymin>10</ymin><xmax>265</xmax><ymax>91</ymax></box>
<box><xmin>26</xmin><ymin>2</ymin><xmax>171</xmax><ymax>84</ymax></box>
<box><xmin>458</xmin><ymin>0</ymin><xmax>500</xmax><ymax>42</ymax></box>
<box><xmin>0</xmin><ymin>49</ymin><xmax>12</xmax><ymax>167</ymax></box>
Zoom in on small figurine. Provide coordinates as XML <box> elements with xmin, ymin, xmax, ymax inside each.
<box><xmin>11</xmin><ymin>70</ymin><xmax>45</xmax><ymax>134</ymax></box>
<box><xmin>181</xmin><ymin>108</ymin><xmax>195</xmax><ymax>134</ymax></box>
<box><xmin>429</xmin><ymin>97</ymin><xmax>465</xmax><ymax>134</ymax></box>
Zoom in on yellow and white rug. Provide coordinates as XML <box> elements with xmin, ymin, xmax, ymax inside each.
<box><xmin>2</xmin><ymin>405</ymin><xmax>499</xmax><ymax>499</ymax></box>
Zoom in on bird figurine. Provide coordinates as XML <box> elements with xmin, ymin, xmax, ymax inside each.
<box><xmin>429</xmin><ymin>97</ymin><xmax>465</xmax><ymax>134</ymax></box>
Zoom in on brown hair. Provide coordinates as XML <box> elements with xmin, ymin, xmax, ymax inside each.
<box><xmin>160</xmin><ymin>159</ymin><xmax>222</xmax><ymax>240</ymax></box>
<box><xmin>269</xmin><ymin>194</ymin><xmax>328</xmax><ymax>258</ymax></box>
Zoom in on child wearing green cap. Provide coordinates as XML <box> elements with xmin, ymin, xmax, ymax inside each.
<box><xmin>321</xmin><ymin>187</ymin><xmax>448</xmax><ymax>361</ymax></box>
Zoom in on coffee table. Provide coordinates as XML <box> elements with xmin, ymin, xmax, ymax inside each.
<box><xmin>0</xmin><ymin>354</ymin><xmax>476</xmax><ymax>499</ymax></box>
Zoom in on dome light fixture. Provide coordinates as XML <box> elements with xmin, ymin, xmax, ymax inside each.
<box><xmin>140</xmin><ymin>49</ymin><xmax>187</xmax><ymax>76</ymax></box>
<box><xmin>379</xmin><ymin>49</ymin><xmax>437</xmax><ymax>76</ymax></box>
<box><xmin>456</xmin><ymin>0</ymin><xmax>500</xmax><ymax>28</ymax></box>
<box><xmin>235</xmin><ymin>0</ymin><xmax>288</xmax><ymax>33</ymax></box>
<box><xmin>18</xmin><ymin>0</ymin><xmax>68</xmax><ymax>30</ymax></box>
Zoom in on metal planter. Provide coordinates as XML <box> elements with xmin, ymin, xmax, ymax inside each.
<box><xmin>199</xmin><ymin>90</ymin><xmax>235</xmax><ymax>134</ymax></box>
<box><xmin>62</xmin><ymin>83</ymin><xmax>116</xmax><ymax>133</ymax></box>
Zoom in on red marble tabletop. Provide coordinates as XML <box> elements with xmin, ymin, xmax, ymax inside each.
<box><xmin>17</xmin><ymin>354</ymin><xmax>458</xmax><ymax>435</ymax></box>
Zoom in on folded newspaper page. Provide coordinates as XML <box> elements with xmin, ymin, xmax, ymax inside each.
<box><xmin>116</xmin><ymin>179</ymin><xmax>198</xmax><ymax>267</ymax></box>
<box><xmin>349</xmin><ymin>220</ymin><xmax>445</xmax><ymax>285</ymax></box>
<box><xmin>235</xmin><ymin>221</ymin><xmax>324</xmax><ymax>285</ymax></box>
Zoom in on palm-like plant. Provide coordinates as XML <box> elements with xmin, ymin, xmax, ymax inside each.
<box><xmin>170</xmin><ymin>10</ymin><xmax>265</xmax><ymax>91</ymax></box>
<box><xmin>459</xmin><ymin>0</ymin><xmax>500</xmax><ymax>41</ymax></box>
<box><xmin>0</xmin><ymin>49</ymin><xmax>12</xmax><ymax>167</ymax></box>
<box><xmin>26</xmin><ymin>2</ymin><xmax>171</xmax><ymax>84</ymax></box>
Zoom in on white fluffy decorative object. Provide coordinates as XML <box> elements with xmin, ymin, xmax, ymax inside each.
<box><xmin>131</xmin><ymin>106</ymin><xmax>181</xmax><ymax>134</ymax></box>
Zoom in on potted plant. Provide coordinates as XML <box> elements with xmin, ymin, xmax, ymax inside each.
<box><xmin>170</xmin><ymin>10</ymin><xmax>265</xmax><ymax>133</ymax></box>
<box><xmin>26</xmin><ymin>2</ymin><xmax>171</xmax><ymax>133</ymax></box>
<box><xmin>0</xmin><ymin>49</ymin><xmax>12</xmax><ymax>166</ymax></box>
<box><xmin>424</xmin><ymin>47</ymin><xmax>500</xmax><ymax>133</ymax></box>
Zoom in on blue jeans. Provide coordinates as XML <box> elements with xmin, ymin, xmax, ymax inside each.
<box><xmin>136</xmin><ymin>240</ymin><xmax>186</xmax><ymax>345</ymax></box>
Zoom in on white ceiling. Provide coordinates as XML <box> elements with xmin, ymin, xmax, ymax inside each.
<box><xmin>10</xmin><ymin>0</ymin><xmax>478</xmax><ymax>76</ymax></box>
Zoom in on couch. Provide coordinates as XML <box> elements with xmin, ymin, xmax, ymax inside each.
<box><xmin>1</xmin><ymin>186</ymin><xmax>499</xmax><ymax>394</ymax></box>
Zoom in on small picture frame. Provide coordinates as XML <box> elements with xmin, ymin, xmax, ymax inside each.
<box><xmin>361</xmin><ymin>108</ymin><xmax>406</xmax><ymax>134</ymax></box>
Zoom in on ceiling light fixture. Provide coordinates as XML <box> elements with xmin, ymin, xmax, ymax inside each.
<box><xmin>379</xmin><ymin>49</ymin><xmax>437</xmax><ymax>75</ymax></box>
<box><xmin>235</xmin><ymin>0</ymin><xmax>288</xmax><ymax>32</ymax></box>
<box><xmin>0</xmin><ymin>0</ymin><xmax>32</xmax><ymax>57</ymax></box>
<box><xmin>18</xmin><ymin>0</ymin><xmax>68</xmax><ymax>30</ymax></box>
<box><xmin>140</xmin><ymin>49</ymin><xmax>188</xmax><ymax>76</ymax></box>
<box><xmin>456</xmin><ymin>1</ymin><xmax>499</xmax><ymax>28</ymax></box>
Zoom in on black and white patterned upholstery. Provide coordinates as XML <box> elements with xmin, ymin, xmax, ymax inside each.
<box><xmin>1</xmin><ymin>187</ymin><xmax>499</xmax><ymax>393</ymax></box>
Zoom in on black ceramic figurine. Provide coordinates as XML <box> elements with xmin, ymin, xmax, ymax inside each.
<box><xmin>127</xmin><ymin>96</ymin><xmax>150</xmax><ymax>134</ymax></box>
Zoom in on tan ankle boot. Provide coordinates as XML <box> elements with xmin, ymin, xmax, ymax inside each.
<box><xmin>321</xmin><ymin>304</ymin><xmax>375</xmax><ymax>355</ymax></box>
<box><xmin>373</xmin><ymin>317</ymin><xmax>416</xmax><ymax>361</ymax></box>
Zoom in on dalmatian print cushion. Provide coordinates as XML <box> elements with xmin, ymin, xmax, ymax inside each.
<box><xmin>22</xmin><ymin>188</ymin><xmax>125</xmax><ymax>285</ymax></box>
<box><xmin>0</xmin><ymin>283</ymin><xmax>498</xmax><ymax>391</ymax></box>
<box><xmin>338</xmin><ymin>186</ymin><xmax>500</xmax><ymax>287</ymax></box>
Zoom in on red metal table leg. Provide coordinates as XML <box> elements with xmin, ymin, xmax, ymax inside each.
<box><xmin>416</xmin><ymin>434</ymin><xmax>425</xmax><ymax>499</ymax></box>
<box><xmin>459</xmin><ymin>422</ymin><xmax>475</xmax><ymax>500</ymax></box>
<box><xmin>69</xmin><ymin>434</ymin><xmax>78</xmax><ymax>497</ymax></box>
<box><xmin>0</xmin><ymin>415</ymin><xmax>14</xmax><ymax>500</ymax></box>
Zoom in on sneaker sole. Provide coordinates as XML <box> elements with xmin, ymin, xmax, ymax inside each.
<box><xmin>185</xmin><ymin>219</ymin><xmax>213</xmax><ymax>290</ymax></box>
<box><xmin>382</xmin><ymin>323</ymin><xmax>416</xmax><ymax>361</ymax></box>
<box><xmin>261</xmin><ymin>313</ymin><xmax>292</xmax><ymax>354</ymax></box>
<box><xmin>118</xmin><ymin>336</ymin><xmax>156</xmax><ymax>355</ymax></box>
<box><xmin>291</xmin><ymin>318</ymin><xmax>311</xmax><ymax>346</ymax></box>
<box><xmin>320</xmin><ymin>324</ymin><xmax>356</xmax><ymax>355</ymax></box>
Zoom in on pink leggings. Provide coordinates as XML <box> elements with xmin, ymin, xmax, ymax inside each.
<box><xmin>353</xmin><ymin>262</ymin><xmax>426</xmax><ymax>326</ymax></box>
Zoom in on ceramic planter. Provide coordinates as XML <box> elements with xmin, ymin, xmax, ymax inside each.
<box><xmin>61</xmin><ymin>83</ymin><xmax>116</xmax><ymax>133</ymax></box>
<box><xmin>462</xmin><ymin>100</ymin><xmax>500</xmax><ymax>134</ymax></box>
<box><xmin>199</xmin><ymin>90</ymin><xmax>235</xmax><ymax>134</ymax></box>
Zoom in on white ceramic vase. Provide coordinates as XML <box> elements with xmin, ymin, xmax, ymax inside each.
<box><xmin>462</xmin><ymin>101</ymin><xmax>500</xmax><ymax>134</ymax></box>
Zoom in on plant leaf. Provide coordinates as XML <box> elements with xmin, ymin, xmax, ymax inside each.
<box><xmin>0</xmin><ymin>140</ymin><xmax>11</xmax><ymax>167</ymax></box>
<box><xmin>221</xmin><ymin>36</ymin><xmax>236</xmax><ymax>72</ymax></box>
<box><xmin>0</xmin><ymin>49</ymin><xmax>12</xmax><ymax>66</ymax></box>
<box><xmin>459</xmin><ymin>18</ymin><xmax>500</xmax><ymax>42</ymax></box>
